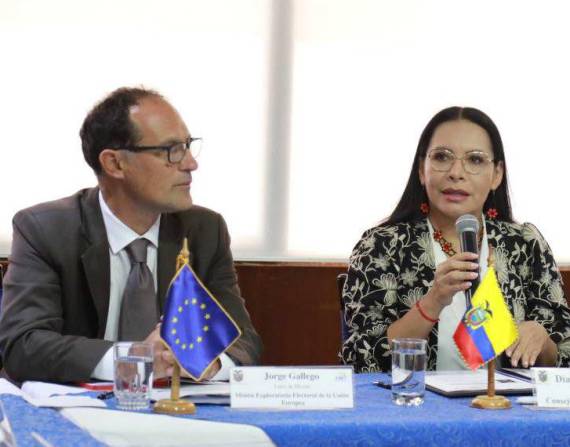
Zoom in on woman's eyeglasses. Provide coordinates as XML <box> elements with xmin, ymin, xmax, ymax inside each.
<box><xmin>427</xmin><ymin>148</ymin><xmax>494</xmax><ymax>175</ymax></box>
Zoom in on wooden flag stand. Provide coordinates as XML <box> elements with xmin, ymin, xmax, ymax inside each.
<box><xmin>154</xmin><ymin>238</ymin><xmax>196</xmax><ymax>415</ymax></box>
<box><xmin>154</xmin><ymin>363</ymin><xmax>196</xmax><ymax>415</ymax></box>
<box><xmin>471</xmin><ymin>359</ymin><xmax>511</xmax><ymax>409</ymax></box>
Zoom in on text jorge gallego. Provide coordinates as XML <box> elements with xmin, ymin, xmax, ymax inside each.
<box><xmin>264</xmin><ymin>371</ymin><xmax>320</xmax><ymax>381</ymax></box>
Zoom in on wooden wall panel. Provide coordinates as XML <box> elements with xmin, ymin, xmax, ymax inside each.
<box><xmin>234</xmin><ymin>262</ymin><xmax>347</xmax><ymax>366</ymax></box>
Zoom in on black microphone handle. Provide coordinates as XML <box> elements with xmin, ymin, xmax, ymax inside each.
<box><xmin>464</xmin><ymin>277</ymin><xmax>480</xmax><ymax>304</ymax></box>
<box><xmin>459</xmin><ymin>230</ymin><xmax>479</xmax><ymax>307</ymax></box>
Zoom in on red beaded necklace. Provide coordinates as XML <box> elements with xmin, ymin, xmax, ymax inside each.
<box><xmin>432</xmin><ymin>227</ymin><xmax>483</xmax><ymax>257</ymax></box>
<box><xmin>433</xmin><ymin>229</ymin><xmax>456</xmax><ymax>257</ymax></box>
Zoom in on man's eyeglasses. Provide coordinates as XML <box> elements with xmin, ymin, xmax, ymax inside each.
<box><xmin>427</xmin><ymin>147</ymin><xmax>494</xmax><ymax>175</ymax></box>
<box><xmin>121</xmin><ymin>137</ymin><xmax>202</xmax><ymax>164</ymax></box>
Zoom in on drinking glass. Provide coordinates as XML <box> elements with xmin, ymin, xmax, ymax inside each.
<box><xmin>391</xmin><ymin>338</ymin><xmax>427</xmax><ymax>406</ymax></box>
<box><xmin>113</xmin><ymin>342</ymin><xmax>154</xmax><ymax>410</ymax></box>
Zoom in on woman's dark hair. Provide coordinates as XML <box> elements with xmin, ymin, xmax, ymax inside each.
<box><xmin>79</xmin><ymin>87</ymin><xmax>163</xmax><ymax>174</ymax></box>
<box><xmin>385</xmin><ymin>106</ymin><xmax>513</xmax><ymax>225</ymax></box>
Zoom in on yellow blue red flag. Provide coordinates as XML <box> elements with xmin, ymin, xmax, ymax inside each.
<box><xmin>161</xmin><ymin>263</ymin><xmax>241</xmax><ymax>380</ymax></box>
<box><xmin>453</xmin><ymin>266</ymin><xmax>518</xmax><ymax>370</ymax></box>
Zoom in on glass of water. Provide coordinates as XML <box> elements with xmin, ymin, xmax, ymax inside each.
<box><xmin>391</xmin><ymin>338</ymin><xmax>427</xmax><ymax>406</ymax></box>
<box><xmin>113</xmin><ymin>342</ymin><xmax>154</xmax><ymax>411</ymax></box>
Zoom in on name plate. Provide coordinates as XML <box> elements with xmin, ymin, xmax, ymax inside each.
<box><xmin>533</xmin><ymin>367</ymin><xmax>570</xmax><ymax>408</ymax></box>
<box><xmin>230</xmin><ymin>366</ymin><xmax>354</xmax><ymax>410</ymax></box>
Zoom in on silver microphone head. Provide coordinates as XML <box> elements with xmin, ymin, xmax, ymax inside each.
<box><xmin>455</xmin><ymin>214</ymin><xmax>479</xmax><ymax>234</ymax></box>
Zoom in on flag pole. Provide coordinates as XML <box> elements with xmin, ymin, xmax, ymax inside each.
<box><xmin>154</xmin><ymin>238</ymin><xmax>196</xmax><ymax>415</ymax></box>
<box><xmin>172</xmin><ymin>363</ymin><xmax>181</xmax><ymax>401</ymax></box>
<box><xmin>488</xmin><ymin>359</ymin><xmax>495</xmax><ymax>397</ymax></box>
<box><xmin>471</xmin><ymin>250</ymin><xmax>511</xmax><ymax>410</ymax></box>
<box><xmin>471</xmin><ymin>359</ymin><xmax>511</xmax><ymax>409</ymax></box>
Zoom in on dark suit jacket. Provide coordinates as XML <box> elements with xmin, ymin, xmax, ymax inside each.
<box><xmin>0</xmin><ymin>188</ymin><xmax>262</xmax><ymax>383</ymax></box>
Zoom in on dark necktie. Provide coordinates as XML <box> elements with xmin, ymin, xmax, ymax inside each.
<box><xmin>118</xmin><ymin>238</ymin><xmax>158</xmax><ymax>341</ymax></box>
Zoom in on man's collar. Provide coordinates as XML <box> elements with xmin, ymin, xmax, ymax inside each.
<box><xmin>98</xmin><ymin>191</ymin><xmax>160</xmax><ymax>254</ymax></box>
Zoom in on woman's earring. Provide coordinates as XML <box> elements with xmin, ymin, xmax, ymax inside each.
<box><xmin>486</xmin><ymin>190</ymin><xmax>498</xmax><ymax>220</ymax></box>
<box><xmin>420</xmin><ymin>186</ymin><xmax>430</xmax><ymax>215</ymax></box>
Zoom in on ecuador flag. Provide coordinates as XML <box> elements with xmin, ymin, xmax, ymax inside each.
<box><xmin>453</xmin><ymin>266</ymin><xmax>518</xmax><ymax>370</ymax></box>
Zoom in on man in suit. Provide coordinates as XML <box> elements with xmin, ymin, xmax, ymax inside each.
<box><xmin>0</xmin><ymin>87</ymin><xmax>262</xmax><ymax>383</ymax></box>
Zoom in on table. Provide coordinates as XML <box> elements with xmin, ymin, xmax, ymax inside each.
<box><xmin>3</xmin><ymin>373</ymin><xmax>570</xmax><ymax>446</ymax></box>
<box><xmin>193</xmin><ymin>373</ymin><xmax>570</xmax><ymax>446</ymax></box>
<box><xmin>0</xmin><ymin>394</ymin><xmax>105</xmax><ymax>446</ymax></box>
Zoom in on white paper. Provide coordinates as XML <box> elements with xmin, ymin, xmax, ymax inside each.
<box><xmin>61</xmin><ymin>408</ymin><xmax>275</xmax><ymax>446</ymax></box>
<box><xmin>426</xmin><ymin>370</ymin><xmax>533</xmax><ymax>394</ymax></box>
<box><xmin>22</xmin><ymin>381</ymin><xmax>86</xmax><ymax>398</ymax></box>
<box><xmin>0</xmin><ymin>379</ymin><xmax>24</xmax><ymax>397</ymax></box>
<box><xmin>499</xmin><ymin>368</ymin><xmax>534</xmax><ymax>381</ymax></box>
<box><xmin>0</xmin><ymin>379</ymin><xmax>105</xmax><ymax>408</ymax></box>
<box><xmin>151</xmin><ymin>382</ymin><xmax>230</xmax><ymax>401</ymax></box>
<box><xmin>26</xmin><ymin>396</ymin><xmax>107</xmax><ymax>408</ymax></box>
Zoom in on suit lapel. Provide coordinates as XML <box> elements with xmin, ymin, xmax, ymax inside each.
<box><xmin>157</xmin><ymin>213</ymin><xmax>184</xmax><ymax>311</ymax></box>
<box><xmin>79</xmin><ymin>188</ymin><xmax>111</xmax><ymax>338</ymax></box>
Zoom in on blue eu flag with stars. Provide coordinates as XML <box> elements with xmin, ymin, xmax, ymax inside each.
<box><xmin>161</xmin><ymin>263</ymin><xmax>241</xmax><ymax>380</ymax></box>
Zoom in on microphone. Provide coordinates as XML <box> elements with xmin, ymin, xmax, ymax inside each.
<box><xmin>455</xmin><ymin>214</ymin><xmax>480</xmax><ymax>307</ymax></box>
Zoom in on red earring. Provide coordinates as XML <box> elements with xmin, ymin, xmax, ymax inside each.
<box><xmin>420</xmin><ymin>202</ymin><xmax>430</xmax><ymax>215</ymax></box>
<box><xmin>486</xmin><ymin>190</ymin><xmax>498</xmax><ymax>219</ymax></box>
<box><xmin>486</xmin><ymin>208</ymin><xmax>498</xmax><ymax>219</ymax></box>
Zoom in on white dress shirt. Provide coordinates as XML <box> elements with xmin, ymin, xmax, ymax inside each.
<box><xmin>427</xmin><ymin>217</ymin><xmax>489</xmax><ymax>370</ymax></box>
<box><xmin>92</xmin><ymin>191</ymin><xmax>233</xmax><ymax>380</ymax></box>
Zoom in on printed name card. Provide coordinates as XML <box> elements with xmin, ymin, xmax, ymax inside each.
<box><xmin>533</xmin><ymin>367</ymin><xmax>570</xmax><ymax>408</ymax></box>
<box><xmin>229</xmin><ymin>366</ymin><xmax>354</xmax><ymax>410</ymax></box>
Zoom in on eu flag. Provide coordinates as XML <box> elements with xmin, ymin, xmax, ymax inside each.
<box><xmin>160</xmin><ymin>263</ymin><xmax>241</xmax><ymax>380</ymax></box>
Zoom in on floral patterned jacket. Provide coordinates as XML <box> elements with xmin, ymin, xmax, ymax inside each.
<box><xmin>340</xmin><ymin>218</ymin><xmax>570</xmax><ymax>372</ymax></box>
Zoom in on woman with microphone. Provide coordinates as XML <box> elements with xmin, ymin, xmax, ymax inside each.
<box><xmin>340</xmin><ymin>106</ymin><xmax>570</xmax><ymax>372</ymax></box>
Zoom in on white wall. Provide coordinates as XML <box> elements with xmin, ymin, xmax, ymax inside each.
<box><xmin>1</xmin><ymin>0</ymin><xmax>569</xmax><ymax>262</ymax></box>
<box><xmin>0</xmin><ymin>0</ymin><xmax>270</xmax><ymax>256</ymax></box>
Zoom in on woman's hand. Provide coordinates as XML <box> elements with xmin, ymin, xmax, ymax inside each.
<box><xmin>423</xmin><ymin>252</ymin><xmax>479</xmax><ymax>313</ymax></box>
<box><xmin>388</xmin><ymin>252</ymin><xmax>479</xmax><ymax>342</ymax></box>
<box><xmin>506</xmin><ymin>321</ymin><xmax>552</xmax><ymax>368</ymax></box>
